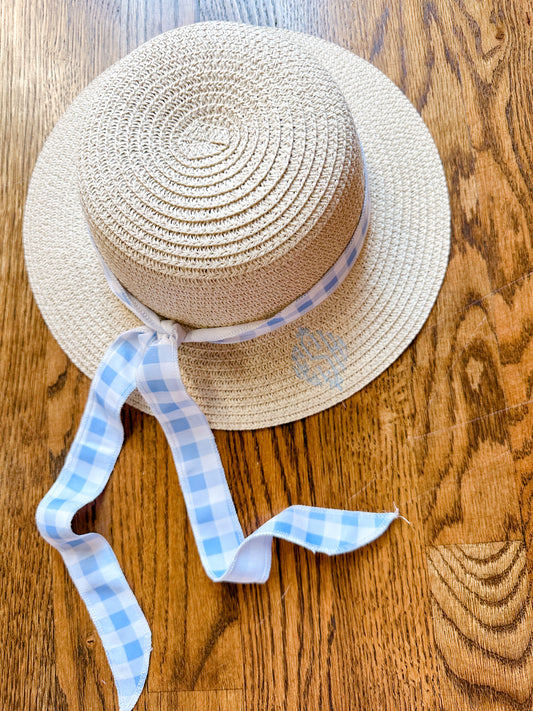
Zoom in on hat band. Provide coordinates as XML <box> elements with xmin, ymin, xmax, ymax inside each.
<box><xmin>97</xmin><ymin>168</ymin><xmax>371</xmax><ymax>344</ymax></box>
<box><xmin>35</xmin><ymin>171</ymin><xmax>399</xmax><ymax>710</ymax></box>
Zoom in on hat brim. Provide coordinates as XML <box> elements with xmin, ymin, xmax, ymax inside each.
<box><xmin>23</xmin><ymin>26</ymin><xmax>450</xmax><ymax>430</ymax></box>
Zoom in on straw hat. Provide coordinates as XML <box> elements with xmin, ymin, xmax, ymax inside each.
<box><xmin>23</xmin><ymin>21</ymin><xmax>450</xmax><ymax>429</ymax></box>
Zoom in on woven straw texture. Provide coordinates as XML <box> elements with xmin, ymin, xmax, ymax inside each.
<box><xmin>79</xmin><ymin>23</ymin><xmax>365</xmax><ymax>327</ymax></box>
<box><xmin>23</xmin><ymin>22</ymin><xmax>450</xmax><ymax>430</ymax></box>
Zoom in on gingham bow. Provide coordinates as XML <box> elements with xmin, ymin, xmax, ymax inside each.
<box><xmin>36</xmin><ymin>186</ymin><xmax>399</xmax><ymax>710</ymax></box>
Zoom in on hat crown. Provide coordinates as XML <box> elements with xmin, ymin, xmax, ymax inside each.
<box><xmin>78</xmin><ymin>22</ymin><xmax>365</xmax><ymax>328</ymax></box>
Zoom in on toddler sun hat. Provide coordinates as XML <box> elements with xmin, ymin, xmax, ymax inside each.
<box><xmin>24</xmin><ymin>21</ymin><xmax>450</xmax><ymax>711</ymax></box>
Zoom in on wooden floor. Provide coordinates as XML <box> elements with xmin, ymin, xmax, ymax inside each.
<box><xmin>2</xmin><ymin>0</ymin><xmax>533</xmax><ymax>709</ymax></box>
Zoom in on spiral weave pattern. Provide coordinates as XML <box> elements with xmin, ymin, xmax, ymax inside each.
<box><xmin>78</xmin><ymin>23</ymin><xmax>365</xmax><ymax>327</ymax></box>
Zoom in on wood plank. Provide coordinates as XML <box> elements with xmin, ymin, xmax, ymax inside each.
<box><xmin>427</xmin><ymin>540</ymin><xmax>533</xmax><ymax>709</ymax></box>
<box><xmin>160</xmin><ymin>689</ymin><xmax>242</xmax><ymax>711</ymax></box>
<box><xmin>446</xmin><ymin>0</ymin><xmax>533</xmax><ymax>292</ymax></box>
<box><xmin>0</xmin><ymin>0</ymin><xmax>91</xmax><ymax>708</ymax></box>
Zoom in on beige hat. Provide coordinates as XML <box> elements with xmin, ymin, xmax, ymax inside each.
<box><xmin>23</xmin><ymin>21</ymin><xmax>450</xmax><ymax>430</ymax></box>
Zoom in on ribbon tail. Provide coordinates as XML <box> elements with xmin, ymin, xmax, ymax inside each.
<box><xmin>136</xmin><ymin>335</ymin><xmax>399</xmax><ymax>585</ymax></box>
<box><xmin>36</xmin><ymin>328</ymin><xmax>154</xmax><ymax>711</ymax></box>
<box><xmin>136</xmin><ymin>335</ymin><xmax>246</xmax><ymax>581</ymax></box>
<box><xmin>220</xmin><ymin>505</ymin><xmax>398</xmax><ymax>581</ymax></box>
<box><xmin>249</xmin><ymin>505</ymin><xmax>399</xmax><ymax>554</ymax></box>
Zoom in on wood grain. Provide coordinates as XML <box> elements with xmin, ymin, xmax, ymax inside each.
<box><xmin>428</xmin><ymin>541</ymin><xmax>533</xmax><ymax>709</ymax></box>
<box><xmin>2</xmin><ymin>0</ymin><xmax>533</xmax><ymax>709</ymax></box>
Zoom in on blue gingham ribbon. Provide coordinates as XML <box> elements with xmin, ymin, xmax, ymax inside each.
<box><xmin>36</xmin><ymin>182</ymin><xmax>399</xmax><ymax>710</ymax></box>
